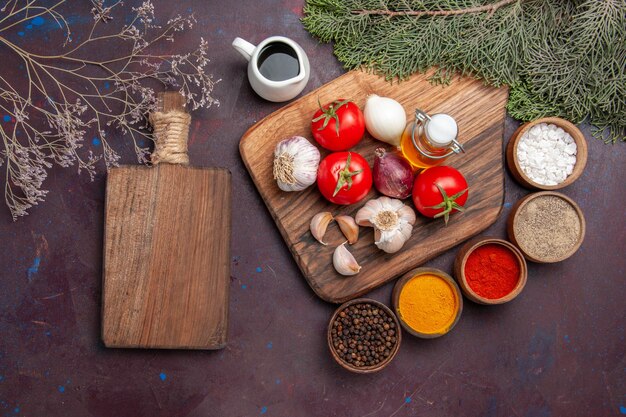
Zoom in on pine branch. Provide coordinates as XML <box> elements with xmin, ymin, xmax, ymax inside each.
<box><xmin>303</xmin><ymin>0</ymin><xmax>626</xmax><ymax>143</ymax></box>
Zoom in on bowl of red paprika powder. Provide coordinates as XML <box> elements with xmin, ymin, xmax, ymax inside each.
<box><xmin>453</xmin><ymin>237</ymin><xmax>528</xmax><ymax>305</ymax></box>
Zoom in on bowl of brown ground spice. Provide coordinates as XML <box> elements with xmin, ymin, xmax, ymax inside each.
<box><xmin>507</xmin><ymin>191</ymin><xmax>586</xmax><ymax>263</ymax></box>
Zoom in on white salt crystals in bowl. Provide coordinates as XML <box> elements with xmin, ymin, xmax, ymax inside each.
<box><xmin>516</xmin><ymin>123</ymin><xmax>577</xmax><ymax>186</ymax></box>
<box><xmin>507</xmin><ymin>117</ymin><xmax>587</xmax><ymax>191</ymax></box>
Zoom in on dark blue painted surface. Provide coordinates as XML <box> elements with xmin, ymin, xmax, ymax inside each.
<box><xmin>0</xmin><ymin>1</ymin><xmax>624</xmax><ymax>416</ymax></box>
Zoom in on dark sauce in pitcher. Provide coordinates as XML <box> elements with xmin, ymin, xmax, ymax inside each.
<box><xmin>257</xmin><ymin>42</ymin><xmax>300</xmax><ymax>81</ymax></box>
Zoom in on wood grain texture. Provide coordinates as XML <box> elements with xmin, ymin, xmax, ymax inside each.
<box><xmin>240</xmin><ymin>70</ymin><xmax>508</xmax><ymax>303</ymax></box>
<box><xmin>102</xmin><ymin>164</ymin><xmax>231</xmax><ymax>349</ymax></box>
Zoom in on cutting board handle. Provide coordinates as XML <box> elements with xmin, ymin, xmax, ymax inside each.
<box><xmin>157</xmin><ymin>91</ymin><xmax>186</xmax><ymax>112</ymax></box>
<box><xmin>149</xmin><ymin>92</ymin><xmax>191</xmax><ymax>166</ymax></box>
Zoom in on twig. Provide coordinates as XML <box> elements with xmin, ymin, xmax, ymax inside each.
<box><xmin>352</xmin><ymin>0</ymin><xmax>519</xmax><ymax>18</ymax></box>
<box><xmin>0</xmin><ymin>0</ymin><xmax>219</xmax><ymax>219</ymax></box>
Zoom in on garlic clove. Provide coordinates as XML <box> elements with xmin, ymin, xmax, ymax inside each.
<box><xmin>398</xmin><ymin>205</ymin><xmax>416</xmax><ymax>225</ymax></box>
<box><xmin>376</xmin><ymin>196</ymin><xmax>405</xmax><ymax>214</ymax></box>
<box><xmin>399</xmin><ymin>222</ymin><xmax>413</xmax><ymax>241</ymax></box>
<box><xmin>355</xmin><ymin>205</ymin><xmax>374</xmax><ymax>227</ymax></box>
<box><xmin>375</xmin><ymin>228</ymin><xmax>407</xmax><ymax>254</ymax></box>
<box><xmin>335</xmin><ymin>215</ymin><xmax>359</xmax><ymax>244</ymax></box>
<box><xmin>385</xmin><ymin>197</ymin><xmax>405</xmax><ymax>212</ymax></box>
<box><xmin>310</xmin><ymin>212</ymin><xmax>333</xmax><ymax>245</ymax></box>
<box><xmin>355</xmin><ymin>198</ymin><xmax>383</xmax><ymax>226</ymax></box>
<box><xmin>368</xmin><ymin>197</ymin><xmax>385</xmax><ymax>212</ymax></box>
<box><xmin>333</xmin><ymin>242</ymin><xmax>361</xmax><ymax>276</ymax></box>
<box><xmin>377</xmin><ymin>196</ymin><xmax>393</xmax><ymax>208</ymax></box>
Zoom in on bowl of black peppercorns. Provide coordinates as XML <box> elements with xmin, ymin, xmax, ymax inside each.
<box><xmin>327</xmin><ymin>298</ymin><xmax>401</xmax><ymax>373</ymax></box>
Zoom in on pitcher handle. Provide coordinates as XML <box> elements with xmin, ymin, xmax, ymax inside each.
<box><xmin>232</xmin><ymin>37</ymin><xmax>256</xmax><ymax>62</ymax></box>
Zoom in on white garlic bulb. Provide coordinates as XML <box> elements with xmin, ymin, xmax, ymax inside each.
<box><xmin>273</xmin><ymin>136</ymin><xmax>320</xmax><ymax>192</ymax></box>
<box><xmin>363</xmin><ymin>95</ymin><xmax>407</xmax><ymax>146</ymax></box>
<box><xmin>355</xmin><ymin>196</ymin><xmax>416</xmax><ymax>253</ymax></box>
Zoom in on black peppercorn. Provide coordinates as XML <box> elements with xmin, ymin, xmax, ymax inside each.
<box><xmin>330</xmin><ymin>302</ymin><xmax>399</xmax><ymax>369</ymax></box>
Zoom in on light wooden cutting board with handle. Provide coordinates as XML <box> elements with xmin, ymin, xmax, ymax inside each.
<box><xmin>102</xmin><ymin>92</ymin><xmax>231</xmax><ymax>349</ymax></box>
<box><xmin>240</xmin><ymin>70</ymin><xmax>508</xmax><ymax>303</ymax></box>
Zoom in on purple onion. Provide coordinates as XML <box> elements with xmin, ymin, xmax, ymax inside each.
<box><xmin>373</xmin><ymin>148</ymin><xmax>415</xmax><ymax>199</ymax></box>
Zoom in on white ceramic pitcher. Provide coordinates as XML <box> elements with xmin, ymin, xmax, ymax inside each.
<box><xmin>232</xmin><ymin>36</ymin><xmax>310</xmax><ymax>102</ymax></box>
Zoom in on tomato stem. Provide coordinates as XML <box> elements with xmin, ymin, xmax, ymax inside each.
<box><xmin>312</xmin><ymin>98</ymin><xmax>352</xmax><ymax>137</ymax></box>
<box><xmin>426</xmin><ymin>183</ymin><xmax>468</xmax><ymax>225</ymax></box>
<box><xmin>333</xmin><ymin>153</ymin><xmax>363</xmax><ymax>197</ymax></box>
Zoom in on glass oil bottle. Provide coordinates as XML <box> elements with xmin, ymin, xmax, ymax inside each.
<box><xmin>400</xmin><ymin>109</ymin><xmax>465</xmax><ymax>170</ymax></box>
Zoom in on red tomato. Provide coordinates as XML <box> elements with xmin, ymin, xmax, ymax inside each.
<box><xmin>317</xmin><ymin>152</ymin><xmax>372</xmax><ymax>205</ymax></box>
<box><xmin>311</xmin><ymin>99</ymin><xmax>365</xmax><ymax>151</ymax></box>
<box><xmin>412</xmin><ymin>166</ymin><xmax>468</xmax><ymax>225</ymax></box>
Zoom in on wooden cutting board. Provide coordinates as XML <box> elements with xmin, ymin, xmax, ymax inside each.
<box><xmin>240</xmin><ymin>70</ymin><xmax>508</xmax><ymax>303</ymax></box>
<box><xmin>102</xmin><ymin>93</ymin><xmax>231</xmax><ymax>349</ymax></box>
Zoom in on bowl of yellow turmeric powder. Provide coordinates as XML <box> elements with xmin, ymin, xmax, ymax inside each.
<box><xmin>392</xmin><ymin>267</ymin><xmax>463</xmax><ymax>339</ymax></box>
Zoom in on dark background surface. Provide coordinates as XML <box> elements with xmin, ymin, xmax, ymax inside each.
<box><xmin>0</xmin><ymin>1</ymin><xmax>624</xmax><ymax>416</ymax></box>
